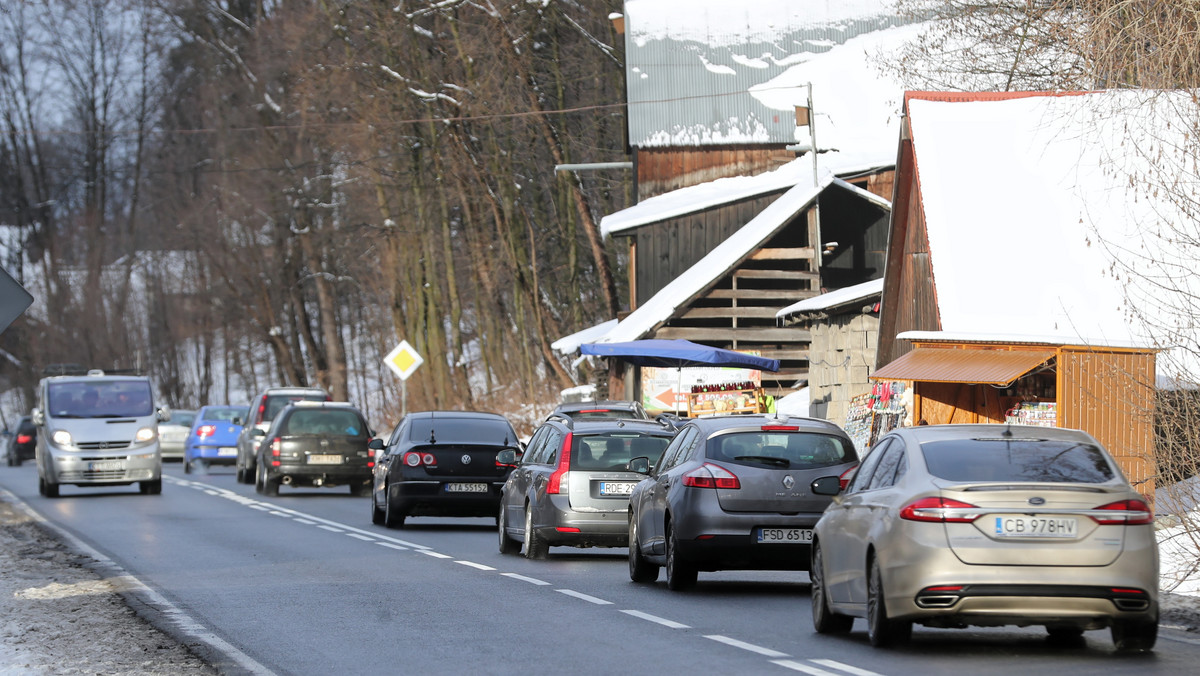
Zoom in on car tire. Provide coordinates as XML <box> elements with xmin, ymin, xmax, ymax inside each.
<box><xmin>183</xmin><ymin>459</ymin><xmax>192</xmax><ymax>474</ymax></box>
<box><xmin>811</xmin><ymin>542</ymin><xmax>853</xmax><ymax>634</ymax></box>
<box><xmin>1111</xmin><ymin>616</ymin><xmax>1157</xmax><ymax>652</ymax></box>
<box><xmin>498</xmin><ymin>502</ymin><xmax>519</xmax><ymax>555</ymax></box>
<box><xmin>665</xmin><ymin>521</ymin><xmax>697</xmax><ymax>591</ymax></box>
<box><xmin>523</xmin><ymin>505</ymin><xmax>548</xmax><ymax>560</ymax></box>
<box><xmin>371</xmin><ymin>487</ymin><xmax>386</xmax><ymax>525</ymax></box>
<box><xmin>40</xmin><ymin>475</ymin><xmax>60</xmax><ymax>498</ymax></box>
<box><xmin>254</xmin><ymin>463</ymin><xmax>265</xmax><ymax>494</ymax></box>
<box><xmin>384</xmin><ymin>494</ymin><xmax>406</xmax><ymax>529</ymax></box>
<box><xmin>139</xmin><ymin>479</ymin><xmax>162</xmax><ymax>495</ymax></box>
<box><xmin>866</xmin><ymin>556</ymin><xmax>911</xmax><ymax>647</ymax></box>
<box><xmin>628</xmin><ymin>517</ymin><xmax>659</xmax><ymax>583</ymax></box>
<box><xmin>262</xmin><ymin>471</ymin><xmax>279</xmax><ymax>497</ymax></box>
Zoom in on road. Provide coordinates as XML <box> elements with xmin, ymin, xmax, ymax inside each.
<box><xmin>3</xmin><ymin>462</ymin><xmax>1200</xmax><ymax>676</ymax></box>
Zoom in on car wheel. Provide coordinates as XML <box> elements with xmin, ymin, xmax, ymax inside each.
<box><xmin>183</xmin><ymin>459</ymin><xmax>192</xmax><ymax>474</ymax></box>
<box><xmin>371</xmin><ymin>486</ymin><xmax>386</xmax><ymax>525</ymax></box>
<box><xmin>665</xmin><ymin>521</ymin><xmax>697</xmax><ymax>591</ymax></box>
<box><xmin>498</xmin><ymin>502</ymin><xmax>519</xmax><ymax>554</ymax></box>
<box><xmin>254</xmin><ymin>463</ymin><xmax>266</xmax><ymax>494</ymax></box>
<box><xmin>262</xmin><ymin>472</ymin><xmax>279</xmax><ymax>497</ymax></box>
<box><xmin>866</xmin><ymin>556</ymin><xmax>911</xmax><ymax>647</ymax></box>
<box><xmin>1112</xmin><ymin>616</ymin><xmax>1157</xmax><ymax>652</ymax></box>
<box><xmin>40</xmin><ymin>475</ymin><xmax>60</xmax><ymax>499</ymax></box>
<box><xmin>384</xmin><ymin>493</ymin><xmax>406</xmax><ymax>529</ymax></box>
<box><xmin>628</xmin><ymin>517</ymin><xmax>659</xmax><ymax>583</ymax></box>
<box><xmin>523</xmin><ymin>505</ymin><xmax>548</xmax><ymax>560</ymax></box>
<box><xmin>139</xmin><ymin>479</ymin><xmax>162</xmax><ymax>495</ymax></box>
<box><xmin>811</xmin><ymin>543</ymin><xmax>853</xmax><ymax>634</ymax></box>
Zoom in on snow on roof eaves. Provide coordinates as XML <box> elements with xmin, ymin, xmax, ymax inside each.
<box><xmin>777</xmin><ymin>278</ymin><xmax>884</xmax><ymax>319</ymax></box>
<box><xmin>597</xmin><ymin>174</ymin><xmax>835</xmax><ymax>344</ymax></box>
<box><xmin>897</xmin><ymin>330</ymin><xmax>1153</xmax><ymax>351</ymax></box>
<box><xmin>551</xmin><ymin>319</ymin><xmax>618</xmax><ymax>355</ymax></box>
<box><xmin>601</xmin><ymin>153</ymin><xmax>892</xmax><ymax>237</ymax></box>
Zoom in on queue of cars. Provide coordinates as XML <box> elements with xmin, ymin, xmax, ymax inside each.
<box><xmin>12</xmin><ymin>383</ymin><xmax>1159</xmax><ymax>652</ymax></box>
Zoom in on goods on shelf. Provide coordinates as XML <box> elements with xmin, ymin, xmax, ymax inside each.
<box><xmin>1005</xmin><ymin>401</ymin><xmax>1057</xmax><ymax>427</ymax></box>
<box><xmin>686</xmin><ymin>381</ymin><xmax>764</xmax><ymax>416</ymax></box>
<box><xmin>843</xmin><ymin>381</ymin><xmax>908</xmax><ymax>452</ymax></box>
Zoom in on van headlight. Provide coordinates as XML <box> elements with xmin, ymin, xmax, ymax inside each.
<box><xmin>136</xmin><ymin>427</ymin><xmax>156</xmax><ymax>443</ymax></box>
<box><xmin>52</xmin><ymin>430</ymin><xmax>72</xmax><ymax>446</ymax></box>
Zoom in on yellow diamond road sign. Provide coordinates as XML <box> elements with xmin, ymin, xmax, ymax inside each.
<box><xmin>384</xmin><ymin>340</ymin><xmax>424</xmax><ymax>380</ymax></box>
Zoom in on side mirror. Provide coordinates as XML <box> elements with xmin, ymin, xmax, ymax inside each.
<box><xmin>32</xmin><ymin>408</ymin><xmax>44</xmax><ymax>426</ymax></box>
<box><xmin>627</xmin><ymin>456</ymin><xmax>650</xmax><ymax>474</ymax></box>
<box><xmin>496</xmin><ymin>448</ymin><xmax>520</xmax><ymax>466</ymax></box>
<box><xmin>368</xmin><ymin>437</ymin><xmax>385</xmax><ymax>450</ymax></box>
<box><xmin>156</xmin><ymin>406</ymin><xmax>171</xmax><ymax>423</ymax></box>
<box><xmin>232</xmin><ymin>417</ymin><xmax>243</xmax><ymax>426</ymax></box>
<box><xmin>810</xmin><ymin>475</ymin><xmax>842</xmax><ymax>496</ymax></box>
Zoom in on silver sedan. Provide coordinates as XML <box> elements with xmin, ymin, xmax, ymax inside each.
<box><xmin>809</xmin><ymin>423</ymin><xmax>1158</xmax><ymax>651</ymax></box>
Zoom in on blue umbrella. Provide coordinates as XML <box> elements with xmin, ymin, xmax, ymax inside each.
<box><xmin>580</xmin><ymin>339</ymin><xmax>780</xmax><ymax>372</ymax></box>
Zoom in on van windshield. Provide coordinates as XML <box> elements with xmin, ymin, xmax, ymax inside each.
<box><xmin>48</xmin><ymin>381</ymin><xmax>154</xmax><ymax>418</ymax></box>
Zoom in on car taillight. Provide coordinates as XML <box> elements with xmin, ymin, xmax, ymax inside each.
<box><xmin>196</xmin><ymin>425</ymin><xmax>216</xmax><ymax>439</ymax></box>
<box><xmin>270</xmin><ymin>437</ymin><xmax>281</xmax><ymax>466</ymax></box>
<box><xmin>547</xmin><ymin>432</ymin><xmax>573</xmax><ymax>494</ymax></box>
<box><xmin>1091</xmin><ymin>499</ymin><xmax>1153</xmax><ymax>525</ymax></box>
<box><xmin>899</xmin><ymin>497</ymin><xmax>980</xmax><ymax>523</ymax></box>
<box><xmin>682</xmin><ymin>463</ymin><xmax>740</xmax><ymax>489</ymax></box>
<box><xmin>838</xmin><ymin>464</ymin><xmax>857</xmax><ymax>491</ymax></box>
<box><xmin>761</xmin><ymin>425</ymin><xmax>799</xmax><ymax>431</ymax></box>
<box><xmin>16</xmin><ymin>434</ymin><xmax>31</xmax><ymax>444</ymax></box>
<box><xmin>255</xmin><ymin>400</ymin><xmax>266</xmax><ymax>425</ymax></box>
<box><xmin>403</xmin><ymin>452</ymin><xmax>436</xmax><ymax>467</ymax></box>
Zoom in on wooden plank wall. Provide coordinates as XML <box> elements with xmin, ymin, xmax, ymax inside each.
<box><xmin>636</xmin><ymin>147</ymin><xmax>798</xmax><ymax>200</ymax></box>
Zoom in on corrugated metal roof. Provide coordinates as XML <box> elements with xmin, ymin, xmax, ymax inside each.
<box><xmin>623</xmin><ymin>1</ymin><xmax>911</xmax><ymax>147</ymax></box>
<box><xmin>870</xmin><ymin>347</ymin><xmax>1056</xmax><ymax>386</ymax></box>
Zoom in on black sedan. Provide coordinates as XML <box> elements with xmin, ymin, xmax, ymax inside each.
<box><xmin>5</xmin><ymin>415</ymin><xmax>37</xmax><ymax>466</ymax></box>
<box><xmin>252</xmin><ymin>402</ymin><xmax>375</xmax><ymax>497</ymax></box>
<box><xmin>370</xmin><ymin>411</ymin><xmax>522</xmax><ymax>529</ymax></box>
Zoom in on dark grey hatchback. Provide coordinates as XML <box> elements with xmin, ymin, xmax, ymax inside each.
<box><xmin>627</xmin><ymin>414</ymin><xmax>858</xmax><ymax>590</ymax></box>
<box><xmin>253</xmin><ymin>402</ymin><xmax>375</xmax><ymax>497</ymax></box>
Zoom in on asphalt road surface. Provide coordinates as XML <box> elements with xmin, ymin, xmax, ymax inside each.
<box><xmin>4</xmin><ymin>462</ymin><xmax>1200</xmax><ymax>676</ymax></box>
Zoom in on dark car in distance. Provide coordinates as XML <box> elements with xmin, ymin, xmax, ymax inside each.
<box><xmin>236</xmin><ymin>386</ymin><xmax>330</xmax><ymax>484</ymax></box>
<box><xmin>5</xmin><ymin>416</ymin><xmax>37</xmax><ymax>466</ymax></box>
<box><xmin>498</xmin><ymin>416</ymin><xmax>675</xmax><ymax>559</ymax></box>
<box><xmin>627</xmin><ymin>414</ymin><xmax>859</xmax><ymax>590</ymax></box>
<box><xmin>370</xmin><ymin>411</ymin><xmax>522</xmax><ymax>529</ymax></box>
<box><xmin>253</xmin><ymin>401</ymin><xmax>375</xmax><ymax>496</ymax></box>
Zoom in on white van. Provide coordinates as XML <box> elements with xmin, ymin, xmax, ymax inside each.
<box><xmin>32</xmin><ymin>370</ymin><xmax>169</xmax><ymax>497</ymax></box>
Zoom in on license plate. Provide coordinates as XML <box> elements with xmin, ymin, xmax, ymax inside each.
<box><xmin>217</xmin><ymin>447</ymin><xmax>237</xmax><ymax>457</ymax></box>
<box><xmin>88</xmin><ymin>460</ymin><xmax>125</xmax><ymax>471</ymax></box>
<box><xmin>599</xmin><ymin>481</ymin><xmax>637</xmax><ymax>496</ymax></box>
<box><xmin>992</xmin><ymin>515</ymin><xmax>1078</xmax><ymax>538</ymax></box>
<box><xmin>757</xmin><ymin>528</ymin><xmax>813</xmax><ymax>543</ymax></box>
<box><xmin>308</xmin><ymin>454</ymin><xmax>342</xmax><ymax>465</ymax></box>
<box><xmin>445</xmin><ymin>483</ymin><xmax>488</xmax><ymax>493</ymax></box>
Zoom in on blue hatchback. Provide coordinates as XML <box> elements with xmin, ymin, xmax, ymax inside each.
<box><xmin>184</xmin><ymin>405</ymin><xmax>246</xmax><ymax>474</ymax></box>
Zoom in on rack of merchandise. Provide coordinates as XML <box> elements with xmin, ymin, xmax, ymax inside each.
<box><xmin>842</xmin><ymin>381</ymin><xmax>909</xmax><ymax>452</ymax></box>
<box><xmin>1005</xmin><ymin>401</ymin><xmax>1057</xmax><ymax>427</ymax></box>
<box><xmin>686</xmin><ymin>382</ymin><xmax>764</xmax><ymax>416</ymax></box>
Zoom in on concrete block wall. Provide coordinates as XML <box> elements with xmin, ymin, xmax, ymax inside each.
<box><xmin>808</xmin><ymin>310</ymin><xmax>880</xmax><ymax>427</ymax></box>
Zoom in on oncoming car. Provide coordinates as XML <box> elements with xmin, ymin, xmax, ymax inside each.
<box><xmin>808</xmin><ymin>424</ymin><xmax>1159</xmax><ymax>652</ymax></box>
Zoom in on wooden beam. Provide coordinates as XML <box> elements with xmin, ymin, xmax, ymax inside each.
<box><xmin>707</xmin><ymin>288</ymin><xmax>814</xmax><ymax>300</ymax></box>
<box><xmin>680</xmin><ymin>307</ymin><xmax>781</xmax><ymax>320</ymax></box>
<box><xmin>733</xmin><ymin>269</ymin><xmax>819</xmax><ymax>280</ymax></box>
<box><xmin>654</xmin><ymin>327</ymin><xmax>810</xmax><ymax>342</ymax></box>
<box><xmin>749</xmin><ymin>247</ymin><xmax>815</xmax><ymax>261</ymax></box>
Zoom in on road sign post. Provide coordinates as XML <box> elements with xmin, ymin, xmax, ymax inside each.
<box><xmin>384</xmin><ymin>340</ymin><xmax>424</xmax><ymax>417</ymax></box>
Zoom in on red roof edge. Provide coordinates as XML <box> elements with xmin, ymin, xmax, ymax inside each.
<box><xmin>903</xmin><ymin>90</ymin><xmax>1091</xmax><ymax>109</ymax></box>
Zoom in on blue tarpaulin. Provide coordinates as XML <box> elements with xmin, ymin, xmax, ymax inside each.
<box><xmin>580</xmin><ymin>339</ymin><xmax>780</xmax><ymax>372</ymax></box>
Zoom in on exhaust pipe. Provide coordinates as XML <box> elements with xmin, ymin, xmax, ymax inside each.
<box><xmin>314</xmin><ymin>477</ymin><xmax>324</xmax><ymax>487</ymax></box>
<box><xmin>281</xmin><ymin>476</ymin><xmax>293</xmax><ymax>485</ymax></box>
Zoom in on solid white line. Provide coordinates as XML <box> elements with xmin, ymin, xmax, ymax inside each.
<box><xmin>293</xmin><ymin>518</ymin><xmax>316</xmax><ymax>525</ymax></box>
<box><xmin>248</xmin><ymin>504</ymin><xmax>269</xmax><ymax>511</ymax></box>
<box><xmin>419</xmin><ymin>550</ymin><xmax>452</xmax><ymax>559</ymax></box>
<box><xmin>317</xmin><ymin>525</ymin><xmax>343</xmax><ymax>533</ymax></box>
<box><xmin>619</xmin><ymin>609</ymin><xmax>690</xmax><ymax>629</ymax></box>
<box><xmin>809</xmin><ymin>659</ymin><xmax>883</xmax><ymax>676</ymax></box>
<box><xmin>703</xmin><ymin>634</ymin><xmax>789</xmax><ymax>658</ymax></box>
<box><xmin>204</xmin><ymin>490</ymin><xmax>220</xmax><ymax>496</ymax></box>
<box><xmin>347</xmin><ymin>533</ymin><xmax>374</xmax><ymax>542</ymax></box>
<box><xmin>771</xmin><ymin>660</ymin><xmax>841</xmax><ymax>676</ymax></box>
<box><xmin>0</xmin><ymin>488</ymin><xmax>275</xmax><ymax>676</ymax></box>
<box><xmin>501</xmin><ymin>573</ymin><xmax>550</xmax><ymax>585</ymax></box>
<box><xmin>455</xmin><ymin>560</ymin><xmax>496</xmax><ymax>571</ymax></box>
<box><xmin>377</xmin><ymin>543</ymin><xmax>409</xmax><ymax>551</ymax></box>
<box><xmin>556</xmin><ymin>589</ymin><xmax>612</xmax><ymax>605</ymax></box>
<box><xmin>268</xmin><ymin>511</ymin><xmax>290</xmax><ymax>517</ymax></box>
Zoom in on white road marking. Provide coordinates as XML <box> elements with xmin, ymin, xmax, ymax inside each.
<box><xmin>456</xmin><ymin>560</ymin><xmax>496</xmax><ymax>571</ymax></box>
<box><xmin>809</xmin><ymin>659</ymin><xmax>883</xmax><ymax>676</ymax></box>
<box><xmin>501</xmin><ymin>573</ymin><xmax>550</xmax><ymax>585</ymax></box>
<box><xmin>557</xmin><ymin>589</ymin><xmax>612</xmax><ymax>605</ymax></box>
<box><xmin>771</xmin><ymin>660</ymin><xmax>842</xmax><ymax>676</ymax></box>
<box><xmin>619</xmin><ymin>609</ymin><xmax>690</xmax><ymax>629</ymax></box>
<box><xmin>347</xmin><ymin>533</ymin><xmax>374</xmax><ymax>541</ymax></box>
<box><xmin>293</xmin><ymin>518</ymin><xmax>316</xmax><ymax>525</ymax></box>
<box><xmin>248</xmin><ymin>504</ymin><xmax>269</xmax><ymax>511</ymax></box>
<box><xmin>317</xmin><ymin>525</ymin><xmax>343</xmax><ymax>533</ymax></box>
<box><xmin>704</xmin><ymin>635</ymin><xmax>789</xmax><ymax>658</ymax></box>
<box><xmin>377</xmin><ymin>543</ymin><xmax>409</xmax><ymax>551</ymax></box>
<box><xmin>419</xmin><ymin>550</ymin><xmax>452</xmax><ymax>559</ymax></box>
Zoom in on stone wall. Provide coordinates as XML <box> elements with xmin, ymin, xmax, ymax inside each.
<box><xmin>807</xmin><ymin>310</ymin><xmax>879</xmax><ymax>425</ymax></box>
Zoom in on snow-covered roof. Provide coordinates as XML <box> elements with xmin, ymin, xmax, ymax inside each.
<box><xmin>777</xmin><ymin>277</ymin><xmax>883</xmax><ymax>320</ymax></box>
<box><xmin>907</xmin><ymin>91</ymin><xmax>1198</xmax><ymax>369</ymax></box>
<box><xmin>622</xmin><ymin>0</ymin><xmax>920</xmax><ymax>150</ymax></box>
<box><xmin>551</xmin><ymin>319</ymin><xmax>618</xmax><ymax>355</ymax></box>
<box><xmin>596</xmin><ymin>171</ymin><xmax>888</xmax><ymax>344</ymax></box>
<box><xmin>601</xmin><ymin>153</ymin><xmax>892</xmax><ymax>237</ymax></box>
<box><xmin>896</xmin><ymin>330</ymin><xmax>1150</xmax><ymax>350</ymax></box>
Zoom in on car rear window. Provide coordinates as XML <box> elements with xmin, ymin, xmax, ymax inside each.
<box><xmin>263</xmin><ymin>393</ymin><xmax>327</xmax><ymax>422</ymax></box>
<box><xmin>203</xmin><ymin>407</ymin><xmax>244</xmax><ymax>422</ymax></box>
<box><xmin>573</xmin><ymin>433</ymin><xmax>669</xmax><ymax>470</ymax></box>
<box><xmin>283</xmin><ymin>409</ymin><xmax>366</xmax><ymax>436</ymax></box>
<box><xmin>920</xmin><ymin>437</ymin><xmax>1117</xmax><ymax>483</ymax></box>
<box><xmin>409</xmin><ymin>418</ymin><xmax>517</xmax><ymax>445</ymax></box>
<box><xmin>558</xmin><ymin>408</ymin><xmax>639</xmax><ymax>420</ymax></box>
<box><xmin>709</xmin><ymin>432</ymin><xmax>855</xmax><ymax>469</ymax></box>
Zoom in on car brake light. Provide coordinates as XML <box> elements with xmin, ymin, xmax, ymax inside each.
<box><xmin>16</xmin><ymin>434</ymin><xmax>31</xmax><ymax>444</ymax></box>
<box><xmin>578</xmin><ymin>409</ymin><xmax>611</xmax><ymax>414</ymax></box>
<box><xmin>255</xmin><ymin>400</ymin><xmax>266</xmax><ymax>425</ymax></box>
<box><xmin>1091</xmin><ymin>499</ymin><xmax>1153</xmax><ymax>525</ymax></box>
<box><xmin>547</xmin><ymin>432</ymin><xmax>573</xmax><ymax>494</ymax></box>
<box><xmin>682</xmin><ymin>463</ymin><xmax>740</xmax><ymax>489</ymax></box>
<box><xmin>761</xmin><ymin>425</ymin><xmax>799</xmax><ymax>431</ymax></box>
<box><xmin>838</xmin><ymin>464</ymin><xmax>857</xmax><ymax>491</ymax></box>
<box><xmin>270</xmin><ymin>437</ymin><xmax>281</xmax><ymax>466</ymax></box>
<box><xmin>403</xmin><ymin>451</ymin><xmax>437</xmax><ymax>467</ymax></box>
<box><xmin>196</xmin><ymin>425</ymin><xmax>216</xmax><ymax>439</ymax></box>
<box><xmin>899</xmin><ymin>497</ymin><xmax>980</xmax><ymax>523</ymax></box>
